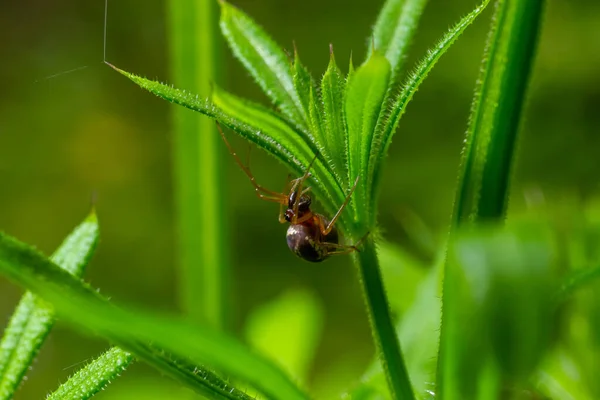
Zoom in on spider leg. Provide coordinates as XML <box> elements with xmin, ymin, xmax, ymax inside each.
<box><xmin>321</xmin><ymin>231</ymin><xmax>370</xmax><ymax>257</ymax></box>
<box><xmin>318</xmin><ymin>175</ymin><xmax>360</xmax><ymax>235</ymax></box>
<box><xmin>279</xmin><ymin>174</ymin><xmax>293</xmax><ymax>223</ymax></box>
<box><xmin>216</xmin><ymin>122</ymin><xmax>286</xmax><ymax>202</ymax></box>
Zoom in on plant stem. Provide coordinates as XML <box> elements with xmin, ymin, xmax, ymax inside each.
<box><xmin>168</xmin><ymin>0</ymin><xmax>228</xmax><ymax>329</ymax></box>
<box><xmin>355</xmin><ymin>237</ymin><xmax>414</xmax><ymax>400</ymax></box>
<box><xmin>437</xmin><ymin>0</ymin><xmax>546</xmax><ymax>396</ymax></box>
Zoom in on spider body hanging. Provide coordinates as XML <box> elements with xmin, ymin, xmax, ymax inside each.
<box><xmin>216</xmin><ymin>122</ymin><xmax>367</xmax><ymax>262</ymax></box>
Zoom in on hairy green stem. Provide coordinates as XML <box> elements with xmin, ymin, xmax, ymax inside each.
<box><xmin>355</xmin><ymin>238</ymin><xmax>414</xmax><ymax>400</ymax></box>
<box><xmin>438</xmin><ymin>0</ymin><xmax>546</xmax><ymax>397</ymax></box>
<box><xmin>168</xmin><ymin>0</ymin><xmax>228</xmax><ymax>329</ymax></box>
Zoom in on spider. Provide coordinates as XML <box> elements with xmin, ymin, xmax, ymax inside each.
<box><xmin>216</xmin><ymin>122</ymin><xmax>368</xmax><ymax>262</ymax></box>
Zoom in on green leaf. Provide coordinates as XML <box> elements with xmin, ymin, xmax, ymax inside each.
<box><xmin>443</xmin><ymin>223</ymin><xmax>556</xmax><ymax>399</ymax></box>
<box><xmin>369</xmin><ymin>0</ymin><xmax>491</xmax><ymax>209</ymax></box>
<box><xmin>46</xmin><ymin>347</ymin><xmax>133</xmax><ymax>400</ymax></box>
<box><xmin>289</xmin><ymin>51</ymin><xmax>346</xmax><ymax>192</ymax></box>
<box><xmin>211</xmin><ymin>84</ymin><xmax>345</xmax><ymax>220</ymax></box>
<box><xmin>109</xmin><ymin>64</ymin><xmax>354</xmax><ymax>231</ymax></box>
<box><xmin>345</xmin><ymin>52</ymin><xmax>391</xmax><ymax>222</ymax></box>
<box><xmin>211</xmin><ymin>84</ymin><xmax>316</xmax><ymax>162</ymax></box>
<box><xmin>454</xmin><ymin>0</ymin><xmax>545</xmax><ymax>223</ymax></box>
<box><xmin>219</xmin><ymin>0</ymin><xmax>309</xmax><ymax>133</ymax></box>
<box><xmin>368</xmin><ymin>0</ymin><xmax>429</xmax><ymax>81</ymax></box>
<box><xmin>244</xmin><ymin>289</ymin><xmax>323</xmax><ymax>385</ymax></box>
<box><xmin>0</xmin><ymin>212</ymin><xmax>99</xmax><ymax>400</ymax></box>
<box><xmin>320</xmin><ymin>49</ymin><xmax>349</xmax><ymax>186</ymax></box>
<box><xmin>292</xmin><ymin>49</ymin><xmax>314</xmax><ymax>127</ymax></box>
<box><xmin>0</xmin><ymin>232</ymin><xmax>308</xmax><ymax>400</ymax></box>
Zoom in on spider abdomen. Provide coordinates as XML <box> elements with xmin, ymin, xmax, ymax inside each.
<box><xmin>286</xmin><ymin>216</ymin><xmax>339</xmax><ymax>263</ymax></box>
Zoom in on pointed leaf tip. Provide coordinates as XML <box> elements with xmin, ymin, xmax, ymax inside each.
<box><xmin>86</xmin><ymin>208</ymin><xmax>98</xmax><ymax>224</ymax></box>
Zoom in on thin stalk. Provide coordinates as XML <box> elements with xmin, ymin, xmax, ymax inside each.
<box><xmin>354</xmin><ymin>237</ymin><xmax>414</xmax><ymax>400</ymax></box>
<box><xmin>168</xmin><ymin>0</ymin><xmax>228</xmax><ymax>329</ymax></box>
<box><xmin>437</xmin><ymin>0</ymin><xmax>545</xmax><ymax>397</ymax></box>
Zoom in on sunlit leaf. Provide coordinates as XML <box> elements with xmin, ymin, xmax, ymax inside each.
<box><xmin>46</xmin><ymin>347</ymin><xmax>133</xmax><ymax>400</ymax></box>
<box><xmin>0</xmin><ymin>212</ymin><xmax>98</xmax><ymax>399</ymax></box>
<box><xmin>0</xmin><ymin>232</ymin><xmax>308</xmax><ymax>400</ymax></box>
<box><xmin>219</xmin><ymin>0</ymin><xmax>309</xmax><ymax>133</ymax></box>
<box><xmin>368</xmin><ymin>0</ymin><xmax>429</xmax><ymax>82</ymax></box>
<box><xmin>369</xmin><ymin>0</ymin><xmax>491</xmax><ymax>208</ymax></box>
<box><xmin>320</xmin><ymin>49</ymin><xmax>349</xmax><ymax>185</ymax></box>
<box><xmin>345</xmin><ymin>52</ymin><xmax>391</xmax><ymax>221</ymax></box>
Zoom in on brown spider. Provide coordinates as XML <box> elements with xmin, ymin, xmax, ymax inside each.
<box><xmin>216</xmin><ymin>122</ymin><xmax>368</xmax><ymax>262</ymax></box>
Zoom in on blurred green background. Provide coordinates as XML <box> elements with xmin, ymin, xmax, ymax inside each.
<box><xmin>1</xmin><ymin>0</ymin><xmax>599</xmax><ymax>398</ymax></box>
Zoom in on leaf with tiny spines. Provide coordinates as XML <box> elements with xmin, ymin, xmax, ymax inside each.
<box><xmin>320</xmin><ymin>46</ymin><xmax>349</xmax><ymax>189</ymax></box>
<box><xmin>219</xmin><ymin>0</ymin><xmax>309</xmax><ymax>134</ymax></box>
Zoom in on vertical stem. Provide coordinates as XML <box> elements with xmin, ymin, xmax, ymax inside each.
<box><xmin>355</xmin><ymin>237</ymin><xmax>414</xmax><ymax>400</ymax></box>
<box><xmin>437</xmin><ymin>0</ymin><xmax>545</xmax><ymax>396</ymax></box>
<box><xmin>168</xmin><ymin>0</ymin><xmax>228</xmax><ymax>329</ymax></box>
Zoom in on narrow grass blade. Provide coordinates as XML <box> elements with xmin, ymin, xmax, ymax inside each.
<box><xmin>369</xmin><ymin>0</ymin><xmax>491</xmax><ymax>207</ymax></box>
<box><xmin>438</xmin><ymin>0</ymin><xmax>546</xmax><ymax>396</ymax></box>
<box><xmin>354</xmin><ymin>238</ymin><xmax>414</xmax><ymax>400</ymax></box>
<box><xmin>0</xmin><ymin>212</ymin><xmax>98</xmax><ymax>400</ymax></box>
<box><xmin>292</xmin><ymin>51</ymin><xmax>314</xmax><ymax>130</ymax></box>
<box><xmin>345</xmin><ymin>52</ymin><xmax>390</xmax><ymax>221</ymax></box>
<box><xmin>320</xmin><ymin>49</ymin><xmax>349</xmax><ymax>186</ymax></box>
<box><xmin>367</xmin><ymin>0</ymin><xmax>429</xmax><ymax>81</ymax></box>
<box><xmin>453</xmin><ymin>0</ymin><xmax>545</xmax><ymax>223</ymax></box>
<box><xmin>0</xmin><ymin>232</ymin><xmax>308</xmax><ymax>400</ymax></box>
<box><xmin>46</xmin><ymin>347</ymin><xmax>133</xmax><ymax>400</ymax></box>
<box><xmin>219</xmin><ymin>0</ymin><xmax>309</xmax><ymax>133</ymax></box>
<box><xmin>168</xmin><ymin>0</ymin><xmax>228</xmax><ymax>330</ymax></box>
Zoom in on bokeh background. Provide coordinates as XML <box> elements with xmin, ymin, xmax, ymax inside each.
<box><xmin>1</xmin><ymin>0</ymin><xmax>599</xmax><ymax>398</ymax></box>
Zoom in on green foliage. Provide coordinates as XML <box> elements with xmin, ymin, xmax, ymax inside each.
<box><xmin>0</xmin><ymin>229</ymin><xmax>306</xmax><ymax>400</ymax></box>
<box><xmin>368</xmin><ymin>0</ymin><xmax>429</xmax><ymax>82</ymax></box>
<box><xmin>444</xmin><ymin>223</ymin><xmax>557</xmax><ymax>399</ymax></box>
<box><xmin>111</xmin><ymin>0</ymin><xmax>489</xmax><ymax>238</ymax></box>
<box><xmin>47</xmin><ymin>347</ymin><xmax>133</xmax><ymax>400</ymax></box>
<box><xmin>5</xmin><ymin>0</ymin><xmax>589</xmax><ymax>399</ymax></box>
<box><xmin>453</xmin><ymin>0</ymin><xmax>545</xmax><ymax>224</ymax></box>
<box><xmin>369</xmin><ymin>0</ymin><xmax>491</xmax><ymax>214</ymax></box>
<box><xmin>438</xmin><ymin>0</ymin><xmax>547</xmax><ymax>398</ymax></box>
<box><xmin>320</xmin><ymin>50</ymin><xmax>348</xmax><ymax>185</ymax></box>
<box><xmin>0</xmin><ymin>212</ymin><xmax>98</xmax><ymax>400</ymax></box>
<box><xmin>345</xmin><ymin>52</ymin><xmax>391</xmax><ymax>219</ymax></box>
<box><xmin>219</xmin><ymin>0</ymin><xmax>309</xmax><ymax>132</ymax></box>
